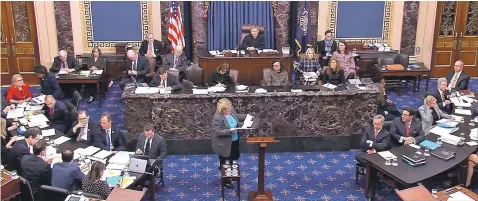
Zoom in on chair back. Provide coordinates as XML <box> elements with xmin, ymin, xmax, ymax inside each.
<box><xmin>394</xmin><ymin>53</ymin><xmax>409</xmax><ymax>68</ymax></box>
<box><xmin>183</xmin><ymin>79</ymin><xmax>194</xmax><ymax>89</ymax></box>
<box><xmin>71</xmin><ymin>191</ymin><xmax>102</xmax><ymax>199</ymax></box>
<box><xmin>382</xmin><ymin>121</ymin><xmax>393</xmax><ymax>131</ymax></box>
<box><xmin>71</xmin><ymin>90</ymin><xmax>81</xmax><ymax>109</ymax></box>
<box><xmin>186</xmin><ymin>63</ymin><xmax>204</xmax><ymax>86</ymax></box>
<box><xmin>377</xmin><ymin>56</ymin><xmax>395</xmax><ymax>66</ymax></box>
<box><xmin>261</xmin><ymin>68</ymin><xmax>271</xmax><ymax>86</ymax></box>
<box><xmin>240</xmin><ymin>24</ymin><xmax>265</xmax><ymax>43</ymax></box>
<box><xmin>229</xmin><ymin>69</ymin><xmax>239</xmax><ymax>84</ymax></box>
<box><xmin>121</xmin><ymin>130</ymin><xmax>137</xmax><ymax>152</ymax></box>
<box><xmin>65</xmin><ymin>101</ymin><xmax>77</xmax><ymax>124</ymax></box>
<box><xmin>41</xmin><ymin>185</ymin><xmax>69</xmax><ymax>201</ymax></box>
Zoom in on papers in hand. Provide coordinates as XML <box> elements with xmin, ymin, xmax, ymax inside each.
<box><xmin>92</xmin><ymin>150</ymin><xmax>113</xmax><ymax>159</ymax></box>
<box><xmin>241</xmin><ymin>114</ymin><xmax>254</xmax><ymax>129</ymax></box>
<box><xmin>455</xmin><ymin>109</ymin><xmax>472</xmax><ymax>115</ymax></box>
<box><xmin>377</xmin><ymin>151</ymin><xmax>397</xmax><ymax>159</ymax></box>
<box><xmin>41</xmin><ymin>129</ymin><xmax>56</xmax><ymax>137</ymax></box>
<box><xmin>135</xmin><ymin>87</ymin><xmax>159</xmax><ymax>94</ymax></box>
<box><xmin>6</xmin><ymin>108</ymin><xmax>24</xmax><ymax>119</ymax></box>
<box><xmin>53</xmin><ymin>136</ymin><xmax>70</xmax><ymax>145</ymax></box>
<box><xmin>322</xmin><ymin>83</ymin><xmax>337</xmax><ymax>89</ymax></box>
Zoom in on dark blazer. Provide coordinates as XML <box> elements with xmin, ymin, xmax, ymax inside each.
<box><xmin>207</xmin><ymin>71</ymin><xmax>235</xmax><ymax>88</ymax></box>
<box><xmin>139</xmin><ymin>40</ymin><xmax>163</xmax><ymax>60</ymax></box>
<box><xmin>239</xmin><ymin>34</ymin><xmax>265</xmax><ymax>50</ymax></box>
<box><xmin>51</xmin><ymin>56</ymin><xmax>79</xmax><ymax>73</ymax></box>
<box><xmin>389</xmin><ymin>117</ymin><xmax>425</xmax><ymax>147</ymax></box>
<box><xmin>95</xmin><ymin>126</ymin><xmax>125</xmax><ymax>151</ymax></box>
<box><xmin>85</xmin><ymin>56</ymin><xmax>106</xmax><ymax>70</ymax></box>
<box><xmin>8</xmin><ymin>139</ymin><xmax>30</xmax><ymax>173</ymax></box>
<box><xmin>431</xmin><ymin>88</ymin><xmax>452</xmax><ymax>112</ymax></box>
<box><xmin>210</xmin><ymin>109</ymin><xmax>247</xmax><ymax>158</ymax></box>
<box><xmin>20</xmin><ymin>155</ymin><xmax>52</xmax><ymax>201</ymax></box>
<box><xmin>43</xmin><ymin>100</ymin><xmax>70</xmax><ymax>126</ymax></box>
<box><xmin>446</xmin><ymin>71</ymin><xmax>470</xmax><ymax>91</ymax></box>
<box><xmin>322</xmin><ymin>69</ymin><xmax>345</xmax><ymax>85</ymax></box>
<box><xmin>359</xmin><ymin>126</ymin><xmax>391</xmax><ymax>152</ymax></box>
<box><xmin>149</xmin><ymin>74</ymin><xmax>182</xmax><ymax>90</ymax></box>
<box><xmin>316</xmin><ymin>40</ymin><xmax>337</xmax><ymax>57</ymax></box>
<box><xmin>52</xmin><ymin>162</ymin><xmax>86</xmax><ymax>191</ymax></box>
<box><xmin>66</xmin><ymin>120</ymin><xmax>101</xmax><ymax>146</ymax></box>
<box><xmin>164</xmin><ymin>53</ymin><xmax>189</xmax><ymax>72</ymax></box>
<box><xmin>40</xmin><ymin>74</ymin><xmax>64</xmax><ymax>100</ymax></box>
<box><xmin>136</xmin><ymin>133</ymin><xmax>167</xmax><ymax>168</ymax></box>
<box><xmin>124</xmin><ymin>55</ymin><xmax>150</xmax><ymax>79</ymax></box>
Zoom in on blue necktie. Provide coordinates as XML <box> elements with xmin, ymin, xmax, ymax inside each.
<box><xmin>106</xmin><ymin>130</ymin><xmax>111</xmax><ymax>151</ymax></box>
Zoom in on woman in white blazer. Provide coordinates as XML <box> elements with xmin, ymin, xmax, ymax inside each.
<box><xmin>418</xmin><ymin>95</ymin><xmax>452</xmax><ymax>134</ymax></box>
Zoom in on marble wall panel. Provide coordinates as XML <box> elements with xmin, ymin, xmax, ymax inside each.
<box><xmin>400</xmin><ymin>1</ymin><xmax>419</xmax><ymax>55</ymax></box>
<box><xmin>273</xmin><ymin>1</ymin><xmax>290</xmax><ymax>50</ymax></box>
<box><xmin>191</xmin><ymin>1</ymin><xmax>208</xmax><ymax>62</ymax></box>
<box><xmin>54</xmin><ymin>1</ymin><xmax>74</xmax><ymax>56</ymax></box>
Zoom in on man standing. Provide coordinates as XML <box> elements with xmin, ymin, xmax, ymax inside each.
<box><xmin>239</xmin><ymin>25</ymin><xmax>265</xmax><ymax>51</ymax></box>
<box><xmin>446</xmin><ymin>60</ymin><xmax>469</xmax><ymax>91</ymax></box>
<box><xmin>20</xmin><ymin>140</ymin><xmax>52</xmax><ymax>201</ymax></box>
<box><xmin>390</xmin><ymin>108</ymin><xmax>425</xmax><ymax>147</ymax></box>
<box><xmin>97</xmin><ymin>112</ymin><xmax>125</xmax><ymax>151</ymax></box>
<box><xmin>135</xmin><ymin>124</ymin><xmax>167</xmax><ymax>169</ymax></box>
<box><xmin>52</xmin><ymin>149</ymin><xmax>86</xmax><ymax>191</ymax></box>
<box><xmin>120</xmin><ymin>50</ymin><xmax>150</xmax><ymax>90</ymax></box>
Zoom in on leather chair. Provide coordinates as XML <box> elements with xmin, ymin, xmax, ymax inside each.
<box><xmin>41</xmin><ymin>185</ymin><xmax>69</xmax><ymax>201</ymax></box>
<box><xmin>394</xmin><ymin>53</ymin><xmax>409</xmax><ymax>68</ymax></box>
<box><xmin>377</xmin><ymin>56</ymin><xmax>395</xmax><ymax>67</ymax></box>
<box><xmin>261</xmin><ymin>68</ymin><xmax>271</xmax><ymax>86</ymax></box>
<box><xmin>240</xmin><ymin>24</ymin><xmax>265</xmax><ymax>43</ymax></box>
<box><xmin>65</xmin><ymin>101</ymin><xmax>78</xmax><ymax>130</ymax></box>
<box><xmin>229</xmin><ymin>69</ymin><xmax>239</xmax><ymax>84</ymax></box>
<box><xmin>71</xmin><ymin>90</ymin><xmax>81</xmax><ymax>109</ymax></box>
<box><xmin>185</xmin><ymin>64</ymin><xmax>204</xmax><ymax>86</ymax></box>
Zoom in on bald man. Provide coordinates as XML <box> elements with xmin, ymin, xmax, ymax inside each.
<box><xmin>51</xmin><ymin>50</ymin><xmax>79</xmax><ymax>73</ymax></box>
<box><xmin>164</xmin><ymin>45</ymin><xmax>189</xmax><ymax>81</ymax></box>
<box><xmin>446</xmin><ymin>60</ymin><xmax>470</xmax><ymax>91</ymax></box>
<box><xmin>42</xmin><ymin>95</ymin><xmax>70</xmax><ymax>133</ymax></box>
<box><xmin>120</xmin><ymin>50</ymin><xmax>150</xmax><ymax>90</ymax></box>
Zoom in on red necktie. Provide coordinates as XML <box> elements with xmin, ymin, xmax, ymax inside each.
<box><xmin>374</xmin><ymin>130</ymin><xmax>379</xmax><ymax>141</ymax></box>
<box><xmin>406</xmin><ymin>123</ymin><xmax>410</xmax><ymax>137</ymax></box>
<box><xmin>49</xmin><ymin>108</ymin><xmax>53</xmax><ymax>116</ymax></box>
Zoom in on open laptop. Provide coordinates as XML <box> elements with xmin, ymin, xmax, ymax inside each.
<box><xmin>128</xmin><ymin>155</ymin><xmax>149</xmax><ymax>174</ymax></box>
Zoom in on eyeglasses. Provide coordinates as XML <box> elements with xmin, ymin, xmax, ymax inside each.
<box><xmin>402</xmin><ymin>113</ymin><xmax>411</xmax><ymax>117</ymax></box>
<box><xmin>78</xmin><ymin>117</ymin><xmax>87</xmax><ymax>120</ymax></box>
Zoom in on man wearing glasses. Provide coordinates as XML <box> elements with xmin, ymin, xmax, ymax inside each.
<box><xmin>67</xmin><ymin>110</ymin><xmax>101</xmax><ymax>146</ymax></box>
<box><xmin>389</xmin><ymin>108</ymin><xmax>425</xmax><ymax>148</ymax></box>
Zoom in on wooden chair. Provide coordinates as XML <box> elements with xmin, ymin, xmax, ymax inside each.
<box><xmin>240</xmin><ymin>24</ymin><xmax>265</xmax><ymax>44</ymax></box>
<box><xmin>261</xmin><ymin>68</ymin><xmax>271</xmax><ymax>86</ymax></box>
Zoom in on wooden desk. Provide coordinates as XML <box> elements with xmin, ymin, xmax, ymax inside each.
<box><xmin>106</xmin><ymin>188</ymin><xmax>146</xmax><ymax>201</ymax></box>
<box><xmin>197</xmin><ymin>50</ymin><xmax>293</xmax><ymax>86</ymax></box>
<box><xmin>56</xmin><ymin>72</ymin><xmax>107</xmax><ymax>107</ymax></box>
<box><xmin>77</xmin><ymin>53</ymin><xmax>126</xmax><ymax>81</ymax></box>
<box><xmin>437</xmin><ymin>186</ymin><xmax>478</xmax><ymax>201</ymax></box>
<box><xmin>355</xmin><ymin>51</ymin><xmax>397</xmax><ymax>79</ymax></box>
<box><xmin>375</xmin><ymin>63</ymin><xmax>431</xmax><ymax>92</ymax></box>
<box><xmin>1</xmin><ymin>170</ymin><xmax>21</xmax><ymax>201</ymax></box>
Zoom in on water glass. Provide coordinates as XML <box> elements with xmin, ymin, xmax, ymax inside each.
<box><xmin>424</xmin><ymin>149</ymin><xmax>430</xmax><ymax>157</ymax></box>
<box><xmin>385</xmin><ymin>157</ymin><xmax>391</xmax><ymax>166</ymax></box>
<box><xmin>392</xmin><ymin>158</ymin><xmax>398</xmax><ymax>167</ymax></box>
<box><xmin>10</xmin><ymin>170</ymin><xmax>18</xmax><ymax>180</ymax></box>
<box><xmin>460</xmin><ymin>118</ymin><xmax>465</xmax><ymax>124</ymax></box>
<box><xmin>437</xmin><ymin>137</ymin><xmax>443</xmax><ymax>145</ymax></box>
<box><xmin>431</xmin><ymin>189</ymin><xmax>438</xmax><ymax>198</ymax></box>
<box><xmin>460</xmin><ymin>132</ymin><xmax>466</xmax><ymax>141</ymax></box>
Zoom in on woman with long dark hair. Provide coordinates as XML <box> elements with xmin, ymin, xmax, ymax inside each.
<box><xmin>82</xmin><ymin>161</ymin><xmax>110</xmax><ymax>199</ymax></box>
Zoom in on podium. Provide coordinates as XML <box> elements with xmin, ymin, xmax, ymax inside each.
<box><xmin>246</xmin><ymin>136</ymin><xmax>279</xmax><ymax>201</ymax></box>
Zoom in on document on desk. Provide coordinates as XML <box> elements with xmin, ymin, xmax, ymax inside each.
<box><xmin>159</xmin><ymin>88</ymin><xmax>172</xmax><ymax>94</ymax></box>
<box><xmin>73</xmin><ymin>148</ymin><xmax>85</xmax><ymax>160</ymax></box>
<box><xmin>448</xmin><ymin>191</ymin><xmax>474</xmax><ymax>201</ymax></box>
<box><xmin>455</xmin><ymin>109</ymin><xmax>472</xmax><ymax>115</ymax></box>
<box><xmin>429</xmin><ymin>126</ymin><xmax>458</xmax><ymax>136</ymax></box>
<box><xmin>92</xmin><ymin>70</ymin><xmax>103</xmax><ymax>75</ymax></box>
<box><xmin>348</xmin><ymin>79</ymin><xmax>362</xmax><ymax>85</ymax></box>
<box><xmin>82</xmin><ymin>146</ymin><xmax>101</xmax><ymax>156</ymax></box>
<box><xmin>106</xmin><ymin>163</ymin><xmax>127</xmax><ymax>170</ymax></box>
<box><xmin>30</xmin><ymin>114</ymin><xmax>49</xmax><ymax>123</ymax></box>
<box><xmin>135</xmin><ymin>87</ymin><xmax>159</xmax><ymax>94</ymax></box>
<box><xmin>108</xmin><ymin>151</ymin><xmax>133</xmax><ymax>165</ymax></box>
<box><xmin>29</xmin><ymin>105</ymin><xmax>43</xmax><ymax>111</ymax></box>
<box><xmin>6</xmin><ymin>108</ymin><xmax>24</xmax><ymax>119</ymax></box>
<box><xmin>57</xmin><ymin>71</ymin><xmax>68</xmax><ymax>75</ymax></box>
<box><xmin>192</xmin><ymin>88</ymin><xmax>209</xmax><ymax>94</ymax></box>
<box><xmin>41</xmin><ymin>129</ymin><xmax>56</xmax><ymax>137</ymax></box>
<box><xmin>92</xmin><ymin>150</ymin><xmax>113</xmax><ymax>159</ymax></box>
<box><xmin>322</xmin><ymin>83</ymin><xmax>337</xmax><ymax>89</ymax></box>
<box><xmin>53</xmin><ymin>136</ymin><xmax>70</xmax><ymax>145</ymax></box>
<box><xmin>451</xmin><ymin>97</ymin><xmax>472</xmax><ymax>107</ymax></box>
<box><xmin>377</xmin><ymin>151</ymin><xmax>397</xmax><ymax>160</ymax></box>
<box><xmin>120</xmin><ymin>176</ymin><xmax>136</xmax><ymax>189</ymax></box>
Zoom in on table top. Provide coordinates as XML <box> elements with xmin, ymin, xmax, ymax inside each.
<box><xmin>56</xmin><ymin>71</ymin><xmax>105</xmax><ymax>81</ymax></box>
<box><xmin>437</xmin><ymin>186</ymin><xmax>478</xmax><ymax>201</ymax></box>
<box><xmin>1</xmin><ymin>170</ymin><xmax>19</xmax><ymax>187</ymax></box>
<box><xmin>197</xmin><ymin>50</ymin><xmax>291</xmax><ymax>59</ymax></box>
<box><xmin>363</xmin><ymin>115</ymin><xmax>477</xmax><ymax>185</ymax></box>
<box><xmin>106</xmin><ymin>188</ymin><xmax>146</xmax><ymax>201</ymax></box>
<box><xmin>375</xmin><ymin>63</ymin><xmax>430</xmax><ymax>73</ymax></box>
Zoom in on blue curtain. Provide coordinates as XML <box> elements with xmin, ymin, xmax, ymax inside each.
<box><xmin>207</xmin><ymin>1</ymin><xmax>275</xmax><ymax>50</ymax></box>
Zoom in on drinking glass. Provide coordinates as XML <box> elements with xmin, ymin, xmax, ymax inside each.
<box><xmin>10</xmin><ymin>170</ymin><xmax>18</xmax><ymax>179</ymax></box>
<box><xmin>385</xmin><ymin>157</ymin><xmax>391</xmax><ymax>166</ymax></box>
<box><xmin>470</xmin><ymin>121</ymin><xmax>475</xmax><ymax>127</ymax></box>
<box><xmin>460</xmin><ymin>132</ymin><xmax>466</xmax><ymax>141</ymax></box>
<box><xmin>431</xmin><ymin>189</ymin><xmax>438</xmax><ymax>198</ymax></box>
<box><xmin>460</xmin><ymin>118</ymin><xmax>465</xmax><ymax>124</ymax></box>
<box><xmin>437</xmin><ymin>137</ymin><xmax>442</xmax><ymax>145</ymax></box>
<box><xmin>392</xmin><ymin>158</ymin><xmax>398</xmax><ymax>167</ymax></box>
<box><xmin>424</xmin><ymin>148</ymin><xmax>430</xmax><ymax>157</ymax></box>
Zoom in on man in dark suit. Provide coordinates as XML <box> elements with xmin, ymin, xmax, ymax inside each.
<box><xmin>52</xmin><ymin>149</ymin><xmax>86</xmax><ymax>191</ymax></box>
<box><xmin>390</xmin><ymin>108</ymin><xmax>425</xmax><ymax>148</ymax></box>
<box><xmin>8</xmin><ymin>128</ymin><xmax>40</xmax><ymax>173</ymax></box>
<box><xmin>315</xmin><ymin>30</ymin><xmax>337</xmax><ymax>67</ymax></box>
<box><xmin>20</xmin><ymin>140</ymin><xmax>52</xmax><ymax>201</ymax></box>
<box><xmin>120</xmin><ymin>50</ymin><xmax>150</xmax><ymax>90</ymax></box>
<box><xmin>135</xmin><ymin>124</ymin><xmax>167</xmax><ymax>169</ymax></box>
<box><xmin>239</xmin><ymin>25</ymin><xmax>265</xmax><ymax>51</ymax></box>
<box><xmin>432</xmin><ymin>77</ymin><xmax>453</xmax><ymax>114</ymax></box>
<box><xmin>139</xmin><ymin>33</ymin><xmax>163</xmax><ymax>67</ymax></box>
<box><xmin>446</xmin><ymin>60</ymin><xmax>469</xmax><ymax>92</ymax></box>
<box><xmin>42</xmin><ymin>95</ymin><xmax>70</xmax><ymax>133</ymax></box>
<box><xmin>50</xmin><ymin>50</ymin><xmax>80</xmax><ymax>73</ymax></box>
<box><xmin>149</xmin><ymin>67</ymin><xmax>183</xmax><ymax>91</ymax></box>
<box><xmin>97</xmin><ymin>112</ymin><xmax>125</xmax><ymax>151</ymax></box>
<box><xmin>35</xmin><ymin>65</ymin><xmax>64</xmax><ymax>100</ymax></box>
<box><xmin>164</xmin><ymin>45</ymin><xmax>189</xmax><ymax>81</ymax></box>
<box><xmin>67</xmin><ymin>110</ymin><xmax>101</xmax><ymax>146</ymax></box>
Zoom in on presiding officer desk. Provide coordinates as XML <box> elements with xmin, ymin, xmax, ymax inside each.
<box><xmin>122</xmin><ymin>78</ymin><xmax>380</xmax><ymax>153</ymax></box>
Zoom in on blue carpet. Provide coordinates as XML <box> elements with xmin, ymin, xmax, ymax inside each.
<box><xmin>5</xmin><ymin>79</ymin><xmax>478</xmax><ymax>200</ymax></box>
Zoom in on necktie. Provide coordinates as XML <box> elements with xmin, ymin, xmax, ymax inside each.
<box><xmin>49</xmin><ymin>108</ymin><xmax>53</xmax><ymax>116</ymax></box>
<box><xmin>406</xmin><ymin>123</ymin><xmax>410</xmax><ymax>137</ymax></box>
<box><xmin>62</xmin><ymin>62</ymin><xmax>66</xmax><ymax>69</ymax></box>
<box><xmin>133</xmin><ymin>60</ymin><xmax>137</xmax><ymax>71</ymax></box>
<box><xmin>106</xmin><ymin>130</ymin><xmax>111</xmax><ymax>151</ymax></box>
<box><xmin>451</xmin><ymin>73</ymin><xmax>459</xmax><ymax>88</ymax></box>
<box><xmin>77</xmin><ymin>128</ymin><xmax>86</xmax><ymax>141</ymax></box>
<box><xmin>173</xmin><ymin>57</ymin><xmax>178</xmax><ymax>69</ymax></box>
<box><xmin>144</xmin><ymin>139</ymin><xmax>151</xmax><ymax>156</ymax></box>
<box><xmin>163</xmin><ymin>80</ymin><xmax>167</xmax><ymax>87</ymax></box>
<box><xmin>148</xmin><ymin>43</ymin><xmax>153</xmax><ymax>55</ymax></box>
<box><xmin>374</xmin><ymin>130</ymin><xmax>379</xmax><ymax>141</ymax></box>
<box><xmin>441</xmin><ymin>90</ymin><xmax>445</xmax><ymax>101</ymax></box>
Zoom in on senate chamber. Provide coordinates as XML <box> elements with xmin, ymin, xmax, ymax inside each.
<box><xmin>1</xmin><ymin>1</ymin><xmax>478</xmax><ymax>201</ymax></box>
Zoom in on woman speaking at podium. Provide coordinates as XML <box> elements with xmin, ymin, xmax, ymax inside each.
<box><xmin>211</xmin><ymin>98</ymin><xmax>246</xmax><ymax>188</ymax></box>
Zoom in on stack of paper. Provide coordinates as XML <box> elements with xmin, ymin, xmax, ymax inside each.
<box><xmin>120</xmin><ymin>176</ymin><xmax>136</xmax><ymax>188</ymax></box>
<box><xmin>6</xmin><ymin>108</ymin><xmax>25</xmax><ymax>119</ymax></box>
<box><xmin>242</xmin><ymin>114</ymin><xmax>254</xmax><ymax>129</ymax></box>
<box><xmin>436</xmin><ymin>119</ymin><xmax>459</xmax><ymax>127</ymax></box>
<box><xmin>429</xmin><ymin>126</ymin><xmax>458</xmax><ymax>136</ymax></box>
<box><xmin>192</xmin><ymin>89</ymin><xmax>208</xmax><ymax>94</ymax></box>
<box><xmin>31</xmin><ymin>95</ymin><xmax>46</xmax><ymax>104</ymax></box>
<box><xmin>92</xmin><ymin>150</ymin><xmax>113</xmax><ymax>159</ymax></box>
<box><xmin>16</xmin><ymin>102</ymin><xmax>29</xmax><ymax>108</ymax></box>
<box><xmin>448</xmin><ymin>191</ymin><xmax>474</xmax><ymax>201</ymax></box>
<box><xmin>470</xmin><ymin>128</ymin><xmax>478</xmax><ymax>140</ymax></box>
<box><xmin>451</xmin><ymin>97</ymin><xmax>472</xmax><ymax>107</ymax></box>
<box><xmin>348</xmin><ymin>79</ymin><xmax>362</xmax><ymax>85</ymax></box>
<box><xmin>82</xmin><ymin>146</ymin><xmax>101</xmax><ymax>156</ymax></box>
<box><xmin>106</xmin><ymin>163</ymin><xmax>127</xmax><ymax>170</ymax></box>
<box><xmin>28</xmin><ymin>105</ymin><xmax>43</xmax><ymax>111</ymax></box>
<box><xmin>41</xmin><ymin>129</ymin><xmax>56</xmax><ymax>137</ymax></box>
<box><xmin>208</xmin><ymin>86</ymin><xmax>226</xmax><ymax>92</ymax></box>
<box><xmin>92</xmin><ymin>70</ymin><xmax>103</xmax><ymax>75</ymax></box>
<box><xmin>377</xmin><ymin>151</ymin><xmax>397</xmax><ymax>159</ymax></box>
<box><xmin>159</xmin><ymin>88</ymin><xmax>171</xmax><ymax>94</ymax></box>
<box><xmin>80</xmin><ymin>71</ymin><xmax>90</xmax><ymax>76</ymax></box>
<box><xmin>57</xmin><ymin>71</ymin><xmax>68</xmax><ymax>75</ymax></box>
<box><xmin>455</xmin><ymin>109</ymin><xmax>472</xmax><ymax>115</ymax></box>
<box><xmin>108</xmin><ymin>151</ymin><xmax>134</xmax><ymax>165</ymax></box>
<box><xmin>323</xmin><ymin>83</ymin><xmax>337</xmax><ymax>89</ymax></box>
<box><xmin>135</xmin><ymin>87</ymin><xmax>159</xmax><ymax>94</ymax></box>
<box><xmin>28</xmin><ymin>114</ymin><xmax>49</xmax><ymax>128</ymax></box>
<box><xmin>101</xmin><ymin>169</ymin><xmax>121</xmax><ymax>180</ymax></box>
<box><xmin>440</xmin><ymin>134</ymin><xmax>462</xmax><ymax>146</ymax></box>
<box><xmin>53</xmin><ymin>136</ymin><xmax>70</xmax><ymax>145</ymax></box>
<box><xmin>73</xmin><ymin>148</ymin><xmax>85</xmax><ymax>160</ymax></box>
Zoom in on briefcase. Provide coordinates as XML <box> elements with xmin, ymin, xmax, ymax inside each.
<box><xmin>386</xmin><ymin>64</ymin><xmax>405</xmax><ymax>71</ymax></box>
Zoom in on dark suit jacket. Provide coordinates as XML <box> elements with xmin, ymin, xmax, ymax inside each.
<box><xmin>359</xmin><ymin>126</ymin><xmax>391</xmax><ymax>152</ymax></box>
<box><xmin>52</xmin><ymin>162</ymin><xmax>86</xmax><ymax>191</ymax></box>
<box><xmin>210</xmin><ymin>109</ymin><xmax>247</xmax><ymax>158</ymax></box>
<box><xmin>124</xmin><ymin>55</ymin><xmax>150</xmax><ymax>79</ymax></box>
<box><xmin>51</xmin><ymin>56</ymin><xmax>79</xmax><ymax>73</ymax></box>
<box><xmin>85</xmin><ymin>56</ymin><xmax>106</xmax><ymax>70</ymax></box>
<box><xmin>95</xmin><ymin>126</ymin><xmax>124</xmax><ymax>151</ymax></box>
<box><xmin>149</xmin><ymin>74</ymin><xmax>182</xmax><ymax>90</ymax></box>
<box><xmin>8</xmin><ymin>139</ymin><xmax>30</xmax><ymax>173</ymax></box>
<box><xmin>40</xmin><ymin>74</ymin><xmax>64</xmax><ymax>100</ymax></box>
<box><xmin>239</xmin><ymin>34</ymin><xmax>265</xmax><ymax>50</ymax></box>
<box><xmin>431</xmin><ymin>88</ymin><xmax>452</xmax><ymax>112</ymax></box>
<box><xmin>389</xmin><ymin>117</ymin><xmax>425</xmax><ymax>147</ymax></box>
<box><xmin>136</xmin><ymin>133</ymin><xmax>167</xmax><ymax>168</ymax></box>
<box><xmin>316</xmin><ymin>40</ymin><xmax>337</xmax><ymax>57</ymax></box>
<box><xmin>67</xmin><ymin>120</ymin><xmax>101</xmax><ymax>146</ymax></box>
<box><xmin>139</xmin><ymin>40</ymin><xmax>163</xmax><ymax>61</ymax></box>
<box><xmin>43</xmin><ymin>100</ymin><xmax>70</xmax><ymax>126</ymax></box>
<box><xmin>446</xmin><ymin>71</ymin><xmax>470</xmax><ymax>91</ymax></box>
<box><xmin>20</xmin><ymin>155</ymin><xmax>52</xmax><ymax>200</ymax></box>
<box><xmin>164</xmin><ymin>53</ymin><xmax>189</xmax><ymax>72</ymax></box>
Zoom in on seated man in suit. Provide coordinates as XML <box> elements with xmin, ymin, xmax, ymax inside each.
<box><xmin>239</xmin><ymin>25</ymin><xmax>265</xmax><ymax>51</ymax></box>
<box><xmin>20</xmin><ymin>140</ymin><xmax>52</xmax><ymax>201</ymax></box>
<box><xmin>139</xmin><ymin>33</ymin><xmax>163</xmax><ymax>68</ymax></box>
<box><xmin>149</xmin><ymin>67</ymin><xmax>183</xmax><ymax>91</ymax></box>
<box><xmin>97</xmin><ymin>112</ymin><xmax>125</xmax><ymax>151</ymax></box>
<box><xmin>67</xmin><ymin>110</ymin><xmax>101</xmax><ymax>146</ymax></box>
<box><xmin>120</xmin><ymin>50</ymin><xmax>150</xmax><ymax>90</ymax></box>
<box><xmin>50</xmin><ymin>50</ymin><xmax>79</xmax><ymax>73</ymax></box>
<box><xmin>34</xmin><ymin>65</ymin><xmax>64</xmax><ymax>100</ymax></box>
<box><xmin>41</xmin><ymin>95</ymin><xmax>70</xmax><ymax>133</ymax></box>
<box><xmin>135</xmin><ymin>124</ymin><xmax>167</xmax><ymax>171</ymax></box>
<box><xmin>315</xmin><ymin>30</ymin><xmax>337</xmax><ymax>67</ymax></box>
<box><xmin>390</xmin><ymin>108</ymin><xmax>425</xmax><ymax>147</ymax></box>
<box><xmin>52</xmin><ymin>149</ymin><xmax>86</xmax><ymax>191</ymax></box>
<box><xmin>446</xmin><ymin>60</ymin><xmax>469</xmax><ymax>91</ymax></box>
<box><xmin>164</xmin><ymin>45</ymin><xmax>188</xmax><ymax>81</ymax></box>
<box><xmin>432</xmin><ymin>77</ymin><xmax>453</xmax><ymax>114</ymax></box>
<box><xmin>8</xmin><ymin>128</ymin><xmax>40</xmax><ymax>173</ymax></box>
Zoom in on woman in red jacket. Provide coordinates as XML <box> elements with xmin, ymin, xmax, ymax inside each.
<box><xmin>6</xmin><ymin>74</ymin><xmax>32</xmax><ymax>104</ymax></box>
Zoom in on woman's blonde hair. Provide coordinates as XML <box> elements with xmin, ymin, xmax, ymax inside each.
<box><xmin>305</xmin><ymin>48</ymin><xmax>315</xmax><ymax>60</ymax></box>
<box><xmin>216</xmin><ymin>98</ymin><xmax>232</xmax><ymax>113</ymax></box>
<box><xmin>424</xmin><ymin>95</ymin><xmax>437</xmax><ymax>105</ymax></box>
<box><xmin>11</xmin><ymin>74</ymin><xmax>23</xmax><ymax>85</ymax></box>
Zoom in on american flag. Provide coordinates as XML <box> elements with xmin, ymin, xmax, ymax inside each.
<box><xmin>168</xmin><ymin>1</ymin><xmax>185</xmax><ymax>52</ymax></box>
